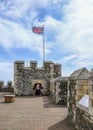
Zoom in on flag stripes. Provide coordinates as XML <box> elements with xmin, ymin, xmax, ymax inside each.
<box><xmin>32</xmin><ymin>26</ymin><xmax>44</xmax><ymax>34</ymax></box>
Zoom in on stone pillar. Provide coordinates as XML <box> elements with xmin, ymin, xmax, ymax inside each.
<box><xmin>68</xmin><ymin>67</ymin><xmax>90</xmax><ymax>124</ymax></box>
<box><xmin>0</xmin><ymin>81</ymin><xmax>4</xmax><ymax>92</ymax></box>
<box><xmin>30</xmin><ymin>61</ymin><xmax>37</xmax><ymax>70</ymax></box>
<box><xmin>55</xmin><ymin>82</ymin><xmax>60</xmax><ymax>104</ymax></box>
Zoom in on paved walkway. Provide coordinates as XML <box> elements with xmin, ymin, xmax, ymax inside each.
<box><xmin>0</xmin><ymin>93</ymin><xmax>74</xmax><ymax>130</ymax></box>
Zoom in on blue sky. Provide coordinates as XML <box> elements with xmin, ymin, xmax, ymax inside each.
<box><xmin>0</xmin><ymin>0</ymin><xmax>93</xmax><ymax>84</ymax></box>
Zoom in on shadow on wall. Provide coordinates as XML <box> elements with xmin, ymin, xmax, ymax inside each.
<box><xmin>43</xmin><ymin>96</ymin><xmax>66</xmax><ymax>108</ymax></box>
<box><xmin>48</xmin><ymin>118</ymin><xmax>76</xmax><ymax>130</ymax></box>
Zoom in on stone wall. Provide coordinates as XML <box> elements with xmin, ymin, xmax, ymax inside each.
<box><xmin>50</xmin><ymin>77</ymin><xmax>68</xmax><ymax>105</ymax></box>
<box><xmin>14</xmin><ymin>61</ymin><xmax>62</xmax><ymax>95</ymax></box>
<box><xmin>68</xmin><ymin>107</ymin><xmax>93</xmax><ymax>130</ymax></box>
<box><xmin>67</xmin><ymin>67</ymin><xmax>93</xmax><ymax>130</ymax></box>
<box><xmin>68</xmin><ymin>68</ymin><xmax>90</xmax><ymax>122</ymax></box>
<box><xmin>0</xmin><ymin>81</ymin><xmax>14</xmax><ymax>92</ymax></box>
<box><xmin>68</xmin><ymin>79</ymin><xmax>89</xmax><ymax>122</ymax></box>
<box><xmin>75</xmin><ymin>108</ymin><xmax>93</xmax><ymax>130</ymax></box>
<box><xmin>89</xmin><ymin>71</ymin><xmax>93</xmax><ymax>116</ymax></box>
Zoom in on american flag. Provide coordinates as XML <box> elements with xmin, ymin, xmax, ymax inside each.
<box><xmin>32</xmin><ymin>26</ymin><xmax>44</xmax><ymax>34</ymax></box>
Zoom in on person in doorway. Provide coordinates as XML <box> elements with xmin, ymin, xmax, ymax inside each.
<box><xmin>35</xmin><ymin>83</ymin><xmax>41</xmax><ymax>96</ymax></box>
<box><xmin>39</xmin><ymin>83</ymin><xmax>44</xmax><ymax>96</ymax></box>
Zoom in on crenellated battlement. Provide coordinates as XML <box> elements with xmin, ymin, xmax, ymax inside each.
<box><xmin>30</xmin><ymin>61</ymin><xmax>37</xmax><ymax>70</ymax></box>
<box><xmin>14</xmin><ymin>60</ymin><xmax>62</xmax><ymax>96</ymax></box>
<box><xmin>14</xmin><ymin>60</ymin><xmax>61</xmax><ymax>77</ymax></box>
<box><xmin>0</xmin><ymin>81</ymin><xmax>13</xmax><ymax>92</ymax></box>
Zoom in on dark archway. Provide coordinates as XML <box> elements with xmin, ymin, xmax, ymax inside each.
<box><xmin>31</xmin><ymin>79</ymin><xmax>48</xmax><ymax>95</ymax></box>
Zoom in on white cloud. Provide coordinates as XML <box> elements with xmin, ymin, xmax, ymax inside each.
<box><xmin>0</xmin><ymin>17</ymin><xmax>51</xmax><ymax>58</ymax></box>
<box><xmin>54</xmin><ymin>0</ymin><xmax>93</xmax><ymax>69</ymax></box>
<box><xmin>0</xmin><ymin>0</ymin><xmax>93</xmax><ymax>82</ymax></box>
<box><xmin>0</xmin><ymin>0</ymin><xmax>49</xmax><ymax>20</ymax></box>
<box><xmin>42</xmin><ymin>0</ymin><xmax>93</xmax><ymax>75</ymax></box>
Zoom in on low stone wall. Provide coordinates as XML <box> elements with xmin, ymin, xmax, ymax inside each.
<box><xmin>0</xmin><ymin>81</ymin><xmax>13</xmax><ymax>92</ymax></box>
<box><xmin>68</xmin><ymin>108</ymin><xmax>93</xmax><ymax>130</ymax></box>
<box><xmin>2</xmin><ymin>87</ymin><xmax>14</xmax><ymax>92</ymax></box>
<box><xmin>76</xmin><ymin>108</ymin><xmax>93</xmax><ymax>130</ymax></box>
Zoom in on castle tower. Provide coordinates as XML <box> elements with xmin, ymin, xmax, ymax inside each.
<box><xmin>14</xmin><ymin>61</ymin><xmax>24</xmax><ymax>95</ymax></box>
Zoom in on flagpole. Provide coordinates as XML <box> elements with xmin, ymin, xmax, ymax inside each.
<box><xmin>43</xmin><ymin>25</ymin><xmax>45</xmax><ymax>65</ymax></box>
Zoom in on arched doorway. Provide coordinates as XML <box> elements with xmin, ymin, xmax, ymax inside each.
<box><xmin>31</xmin><ymin>79</ymin><xmax>47</xmax><ymax>95</ymax></box>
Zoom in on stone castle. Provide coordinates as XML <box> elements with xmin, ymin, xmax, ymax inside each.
<box><xmin>14</xmin><ymin>61</ymin><xmax>61</xmax><ymax>95</ymax></box>
<box><xmin>0</xmin><ymin>60</ymin><xmax>93</xmax><ymax>130</ymax></box>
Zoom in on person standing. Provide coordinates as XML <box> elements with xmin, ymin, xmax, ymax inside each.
<box><xmin>35</xmin><ymin>83</ymin><xmax>41</xmax><ymax>96</ymax></box>
<box><xmin>39</xmin><ymin>83</ymin><xmax>44</xmax><ymax>96</ymax></box>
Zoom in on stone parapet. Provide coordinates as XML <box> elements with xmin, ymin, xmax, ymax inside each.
<box><xmin>76</xmin><ymin>108</ymin><xmax>93</xmax><ymax>130</ymax></box>
<box><xmin>68</xmin><ymin>67</ymin><xmax>93</xmax><ymax>129</ymax></box>
<box><xmin>0</xmin><ymin>81</ymin><xmax>13</xmax><ymax>92</ymax></box>
<box><xmin>14</xmin><ymin>60</ymin><xmax>62</xmax><ymax>95</ymax></box>
<box><xmin>0</xmin><ymin>81</ymin><xmax>4</xmax><ymax>92</ymax></box>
